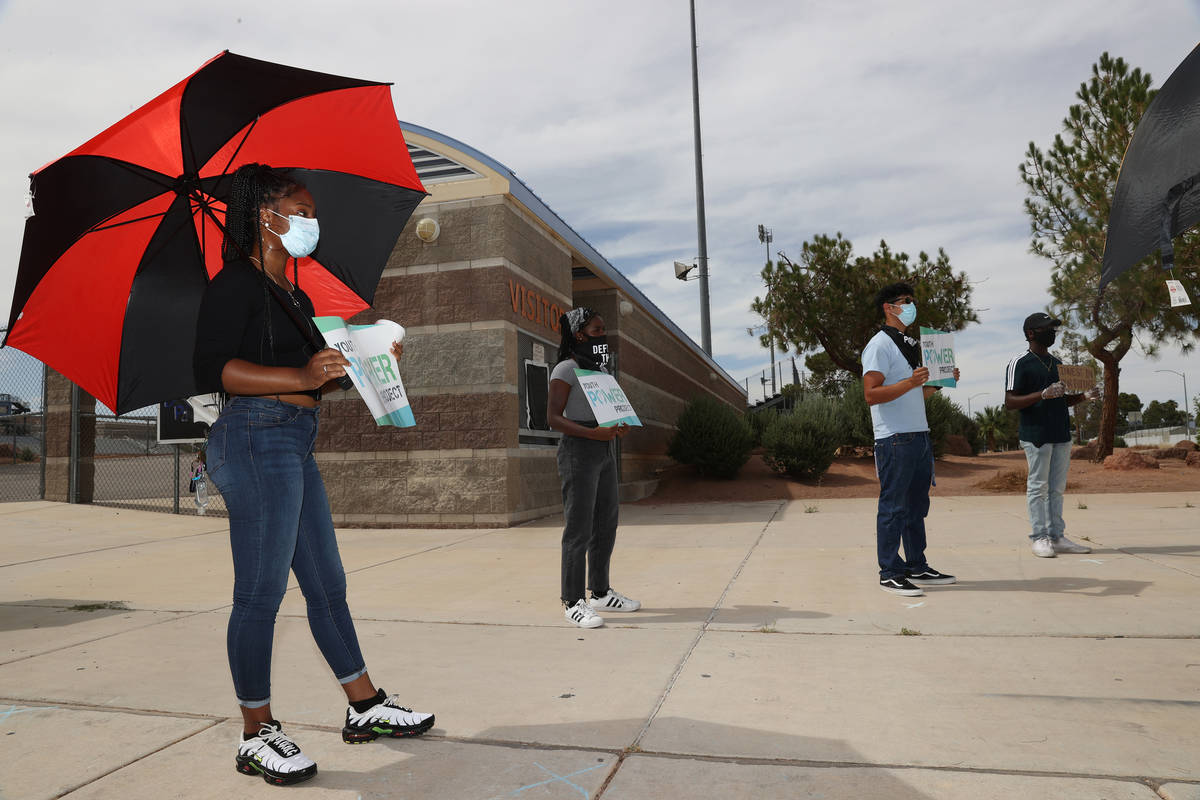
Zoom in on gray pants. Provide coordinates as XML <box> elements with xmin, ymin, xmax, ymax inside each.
<box><xmin>558</xmin><ymin>433</ymin><xmax>619</xmax><ymax>605</ymax></box>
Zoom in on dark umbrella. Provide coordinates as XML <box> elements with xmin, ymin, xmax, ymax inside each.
<box><xmin>1102</xmin><ymin>42</ymin><xmax>1200</xmax><ymax>287</ymax></box>
<box><xmin>3</xmin><ymin>51</ymin><xmax>426</xmax><ymax>414</ymax></box>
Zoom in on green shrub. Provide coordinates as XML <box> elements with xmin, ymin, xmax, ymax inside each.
<box><xmin>924</xmin><ymin>393</ymin><xmax>980</xmax><ymax>457</ymax></box>
<box><xmin>838</xmin><ymin>379</ymin><xmax>874</xmax><ymax>447</ymax></box>
<box><xmin>17</xmin><ymin>447</ymin><xmax>36</xmax><ymax>462</ymax></box>
<box><xmin>669</xmin><ymin>395</ymin><xmax>754</xmax><ymax>478</ymax></box>
<box><xmin>762</xmin><ymin>395</ymin><xmax>845</xmax><ymax>480</ymax></box>
<box><xmin>745</xmin><ymin>409</ymin><xmax>774</xmax><ymax>448</ymax></box>
<box><xmin>1113</xmin><ymin>436</ymin><xmax>1127</xmax><ymax>448</ymax></box>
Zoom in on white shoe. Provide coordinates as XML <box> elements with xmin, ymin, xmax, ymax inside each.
<box><xmin>343</xmin><ymin>690</ymin><xmax>435</xmax><ymax>743</ymax></box>
<box><xmin>565</xmin><ymin>598</ymin><xmax>604</xmax><ymax>628</ymax></box>
<box><xmin>235</xmin><ymin>721</ymin><xmax>317</xmax><ymax>786</ymax></box>
<box><xmin>589</xmin><ymin>589</ymin><xmax>641</xmax><ymax>612</ymax></box>
<box><xmin>1031</xmin><ymin>538</ymin><xmax>1056</xmax><ymax>558</ymax></box>
<box><xmin>1053</xmin><ymin>536</ymin><xmax>1092</xmax><ymax>554</ymax></box>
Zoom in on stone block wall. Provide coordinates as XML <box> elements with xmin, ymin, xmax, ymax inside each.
<box><xmin>43</xmin><ymin>369</ymin><xmax>94</xmax><ymax>503</ymax></box>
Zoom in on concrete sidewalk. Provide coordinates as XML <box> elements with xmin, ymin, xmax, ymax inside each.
<box><xmin>1</xmin><ymin>493</ymin><xmax>1198</xmax><ymax>799</ymax></box>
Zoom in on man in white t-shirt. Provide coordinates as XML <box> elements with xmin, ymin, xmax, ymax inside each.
<box><xmin>862</xmin><ymin>281</ymin><xmax>959</xmax><ymax>597</ymax></box>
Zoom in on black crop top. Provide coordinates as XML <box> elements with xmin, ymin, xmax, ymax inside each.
<box><xmin>192</xmin><ymin>260</ymin><xmax>320</xmax><ymax>397</ymax></box>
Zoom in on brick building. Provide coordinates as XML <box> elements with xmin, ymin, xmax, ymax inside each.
<box><xmin>314</xmin><ymin>123</ymin><xmax>745</xmax><ymax>526</ymax></box>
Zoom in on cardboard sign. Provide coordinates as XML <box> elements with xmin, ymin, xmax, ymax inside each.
<box><xmin>574</xmin><ymin>369</ymin><xmax>642</xmax><ymax>427</ymax></box>
<box><xmin>1057</xmin><ymin>364</ymin><xmax>1096</xmax><ymax>394</ymax></box>
<box><xmin>919</xmin><ymin>327</ymin><xmax>957</xmax><ymax>388</ymax></box>
<box><xmin>314</xmin><ymin>317</ymin><xmax>415</xmax><ymax>427</ymax></box>
<box><xmin>1167</xmin><ymin>279</ymin><xmax>1192</xmax><ymax>307</ymax></box>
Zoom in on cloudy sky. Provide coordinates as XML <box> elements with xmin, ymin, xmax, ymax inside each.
<box><xmin>2</xmin><ymin>0</ymin><xmax>1199</xmax><ymax>414</ymax></box>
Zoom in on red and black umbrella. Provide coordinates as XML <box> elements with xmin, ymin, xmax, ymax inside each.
<box><xmin>3</xmin><ymin>51</ymin><xmax>426</xmax><ymax>414</ymax></box>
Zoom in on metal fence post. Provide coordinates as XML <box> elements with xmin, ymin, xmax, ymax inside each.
<box><xmin>173</xmin><ymin>444</ymin><xmax>181</xmax><ymax>514</ymax></box>
<box><xmin>69</xmin><ymin>383</ymin><xmax>79</xmax><ymax>503</ymax></box>
<box><xmin>40</xmin><ymin>362</ymin><xmax>47</xmax><ymax>499</ymax></box>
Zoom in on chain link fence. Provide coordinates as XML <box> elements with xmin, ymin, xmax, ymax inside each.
<box><xmin>1</xmin><ymin>327</ymin><xmax>222</xmax><ymax>516</ymax></box>
<box><xmin>0</xmin><ymin>332</ymin><xmax>45</xmax><ymax>502</ymax></box>
<box><xmin>89</xmin><ymin>408</ymin><xmax>226</xmax><ymax>518</ymax></box>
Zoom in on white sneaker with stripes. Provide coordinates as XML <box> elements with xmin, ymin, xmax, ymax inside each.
<box><xmin>343</xmin><ymin>690</ymin><xmax>435</xmax><ymax>743</ymax></box>
<box><xmin>589</xmin><ymin>589</ymin><xmax>641</xmax><ymax>612</ymax></box>
<box><xmin>565</xmin><ymin>598</ymin><xmax>604</xmax><ymax>628</ymax></box>
<box><xmin>235</xmin><ymin>721</ymin><xmax>317</xmax><ymax>786</ymax></box>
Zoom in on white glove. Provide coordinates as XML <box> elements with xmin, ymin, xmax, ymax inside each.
<box><xmin>1083</xmin><ymin>386</ymin><xmax>1101</xmax><ymax>401</ymax></box>
<box><xmin>1040</xmin><ymin>381</ymin><xmax>1066</xmax><ymax>400</ymax></box>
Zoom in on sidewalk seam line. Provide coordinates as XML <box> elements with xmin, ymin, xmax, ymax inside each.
<box><xmin>629</xmin><ymin>501</ymin><xmax>785</xmax><ymax>751</ymax></box>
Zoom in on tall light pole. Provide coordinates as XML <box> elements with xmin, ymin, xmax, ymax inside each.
<box><xmin>758</xmin><ymin>224</ymin><xmax>776</xmax><ymax>395</ymax></box>
<box><xmin>968</xmin><ymin>392</ymin><xmax>989</xmax><ymax>418</ymax></box>
<box><xmin>1154</xmin><ymin>369</ymin><xmax>1190</xmax><ymax>432</ymax></box>
<box><xmin>689</xmin><ymin>0</ymin><xmax>712</xmax><ymax>356</ymax></box>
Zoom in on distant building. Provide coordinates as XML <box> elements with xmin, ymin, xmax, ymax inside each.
<box><xmin>313</xmin><ymin>123</ymin><xmax>746</xmax><ymax>527</ymax></box>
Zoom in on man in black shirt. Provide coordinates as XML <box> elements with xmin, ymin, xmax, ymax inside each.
<box><xmin>1004</xmin><ymin>313</ymin><xmax>1099</xmax><ymax>558</ymax></box>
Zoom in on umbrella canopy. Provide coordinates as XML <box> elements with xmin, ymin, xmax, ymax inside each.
<box><xmin>4</xmin><ymin>51</ymin><xmax>426</xmax><ymax>414</ymax></box>
<box><xmin>1102</xmin><ymin>42</ymin><xmax>1200</xmax><ymax>287</ymax></box>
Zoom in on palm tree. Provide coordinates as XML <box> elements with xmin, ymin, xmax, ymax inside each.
<box><xmin>974</xmin><ymin>405</ymin><xmax>1008</xmax><ymax>452</ymax></box>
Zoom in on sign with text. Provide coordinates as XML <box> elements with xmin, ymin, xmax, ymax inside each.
<box><xmin>1057</xmin><ymin>364</ymin><xmax>1096</xmax><ymax>394</ymax></box>
<box><xmin>314</xmin><ymin>317</ymin><xmax>415</xmax><ymax>427</ymax></box>
<box><xmin>919</xmin><ymin>327</ymin><xmax>957</xmax><ymax>388</ymax></box>
<box><xmin>574</xmin><ymin>369</ymin><xmax>642</xmax><ymax>427</ymax></box>
<box><xmin>1167</xmin><ymin>279</ymin><xmax>1192</xmax><ymax>307</ymax></box>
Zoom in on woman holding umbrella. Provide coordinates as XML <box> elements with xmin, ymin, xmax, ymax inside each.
<box><xmin>194</xmin><ymin>164</ymin><xmax>433</xmax><ymax>786</ymax></box>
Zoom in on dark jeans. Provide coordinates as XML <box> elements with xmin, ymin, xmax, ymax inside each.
<box><xmin>206</xmin><ymin>397</ymin><xmax>366</xmax><ymax>708</ymax></box>
<box><xmin>874</xmin><ymin>431</ymin><xmax>933</xmax><ymax>579</ymax></box>
<box><xmin>558</xmin><ymin>433</ymin><xmax>619</xmax><ymax>605</ymax></box>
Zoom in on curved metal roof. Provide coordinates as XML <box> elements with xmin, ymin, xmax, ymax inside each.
<box><xmin>399</xmin><ymin>121</ymin><xmax>744</xmax><ymax>395</ymax></box>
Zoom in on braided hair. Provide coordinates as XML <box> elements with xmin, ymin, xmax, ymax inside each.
<box><xmin>222</xmin><ymin>164</ymin><xmax>305</xmax><ymax>365</ymax></box>
<box><xmin>556</xmin><ymin>306</ymin><xmax>597</xmax><ymax>365</ymax></box>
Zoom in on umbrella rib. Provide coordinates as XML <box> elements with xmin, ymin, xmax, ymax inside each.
<box><xmin>217</xmin><ymin>116</ymin><xmax>261</xmax><ymax>179</ymax></box>
<box><xmin>90</xmin><ymin>210</ymin><xmax>171</xmax><ymax>234</ymax></box>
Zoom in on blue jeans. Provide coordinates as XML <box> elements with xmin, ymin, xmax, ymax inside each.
<box><xmin>206</xmin><ymin>397</ymin><xmax>366</xmax><ymax>708</ymax></box>
<box><xmin>874</xmin><ymin>431</ymin><xmax>933</xmax><ymax>579</ymax></box>
<box><xmin>1020</xmin><ymin>440</ymin><xmax>1072</xmax><ymax>541</ymax></box>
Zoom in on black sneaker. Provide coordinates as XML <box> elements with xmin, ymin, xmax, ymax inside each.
<box><xmin>879</xmin><ymin>576</ymin><xmax>924</xmax><ymax>596</ymax></box>
<box><xmin>908</xmin><ymin>567</ymin><xmax>956</xmax><ymax>586</ymax></box>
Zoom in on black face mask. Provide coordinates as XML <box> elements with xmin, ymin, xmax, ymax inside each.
<box><xmin>573</xmin><ymin>335</ymin><xmax>609</xmax><ymax>368</ymax></box>
<box><xmin>1031</xmin><ymin>329</ymin><xmax>1057</xmax><ymax>348</ymax></box>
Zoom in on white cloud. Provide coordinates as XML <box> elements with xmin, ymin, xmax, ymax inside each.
<box><xmin>1</xmin><ymin>0</ymin><xmax>1198</xmax><ymax>410</ymax></box>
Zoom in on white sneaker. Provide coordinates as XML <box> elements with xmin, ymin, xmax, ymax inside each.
<box><xmin>589</xmin><ymin>589</ymin><xmax>641</xmax><ymax>612</ymax></box>
<box><xmin>235</xmin><ymin>721</ymin><xmax>317</xmax><ymax>786</ymax></box>
<box><xmin>565</xmin><ymin>598</ymin><xmax>604</xmax><ymax>628</ymax></box>
<box><xmin>343</xmin><ymin>690</ymin><xmax>434</xmax><ymax>743</ymax></box>
<box><xmin>1053</xmin><ymin>536</ymin><xmax>1092</xmax><ymax>554</ymax></box>
<box><xmin>1031</xmin><ymin>538</ymin><xmax>1056</xmax><ymax>558</ymax></box>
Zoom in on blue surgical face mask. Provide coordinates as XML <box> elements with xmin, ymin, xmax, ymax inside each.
<box><xmin>269</xmin><ymin>209</ymin><xmax>320</xmax><ymax>258</ymax></box>
<box><xmin>895</xmin><ymin>301</ymin><xmax>917</xmax><ymax>326</ymax></box>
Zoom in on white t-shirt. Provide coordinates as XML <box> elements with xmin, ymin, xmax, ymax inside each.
<box><xmin>861</xmin><ymin>329</ymin><xmax>929</xmax><ymax>439</ymax></box>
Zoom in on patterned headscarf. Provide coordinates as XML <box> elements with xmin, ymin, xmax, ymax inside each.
<box><xmin>565</xmin><ymin>307</ymin><xmax>595</xmax><ymax>334</ymax></box>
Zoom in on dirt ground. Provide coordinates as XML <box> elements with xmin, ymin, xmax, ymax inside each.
<box><xmin>639</xmin><ymin>449</ymin><xmax>1200</xmax><ymax>504</ymax></box>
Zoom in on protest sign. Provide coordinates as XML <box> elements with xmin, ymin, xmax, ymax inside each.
<box><xmin>919</xmin><ymin>327</ymin><xmax>957</xmax><ymax>388</ymax></box>
<box><xmin>314</xmin><ymin>317</ymin><xmax>415</xmax><ymax>427</ymax></box>
<box><xmin>574</xmin><ymin>369</ymin><xmax>642</xmax><ymax>427</ymax></box>
<box><xmin>1056</xmin><ymin>364</ymin><xmax>1096</xmax><ymax>394</ymax></box>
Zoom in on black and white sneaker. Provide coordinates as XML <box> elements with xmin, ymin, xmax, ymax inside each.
<box><xmin>235</xmin><ymin>721</ymin><xmax>317</xmax><ymax>786</ymax></box>
<box><xmin>879</xmin><ymin>576</ymin><xmax>924</xmax><ymax>596</ymax></box>
<box><xmin>565</xmin><ymin>598</ymin><xmax>604</xmax><ymax>628</ymax></box>
<box><xmin>589</xmin><ymin>589</ymin><xmax>641</xmax><ymax>612</ymax></box>
<box><xmin>908</xmin><ymin>567</ymin><xmax>957</xmax><ymax>585</ymax></box>
<box><xmin>343</xmin><ymin>689</ymin><xmax>435</xmax><ymax>744</ymax></box>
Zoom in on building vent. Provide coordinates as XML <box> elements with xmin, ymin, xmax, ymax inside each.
<box><xmin>407</xmin><ymin>144</ymin><xmax>481</xmax><ymax>185</ymax></box>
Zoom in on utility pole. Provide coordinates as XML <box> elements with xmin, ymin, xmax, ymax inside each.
<box><xmin>690</xmin><ymin>0</ymin><xmax>712</xmax><ymax>356</ymax></box>
<box><xmin>757</xmin><ymin>224</ymin><xmax>775</xmax><ymax>395</ymax></box>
